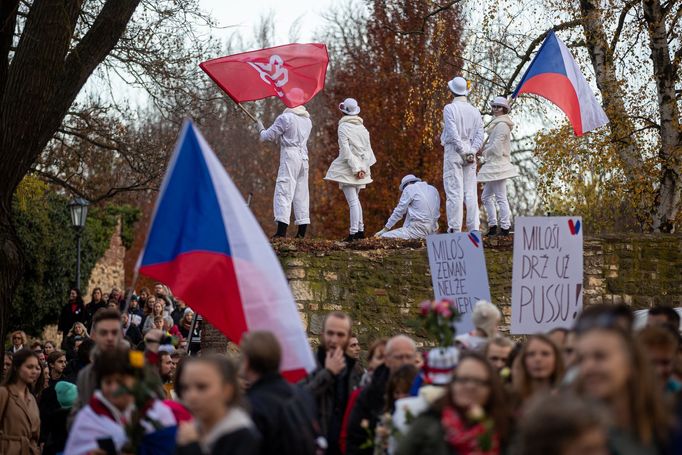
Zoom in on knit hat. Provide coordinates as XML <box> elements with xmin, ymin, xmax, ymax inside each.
<box><xmin>471</xmin><ymin>300</ymin><xmax>501</xmax><ymax>337</ymax></box>
<box><xmin>55</xmin><ymin>381</ymin><xmax>77</xmax><ymax>409</ymax></box>
<box><xmin>183</xmin><ymin>308</ymin><xmax>194</xmax><ymax>316</ymax></box>
<box><xmin>424</xmin><ymin>347</ymin><xmax>459</xmax><ymax>385</ymax></box>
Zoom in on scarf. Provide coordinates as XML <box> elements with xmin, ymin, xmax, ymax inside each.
<box><xmin>284</xmin><ymin>105</ymin><xmax>310</xmax><ymax>118</ymax></box>
<box><xmin>441</xmin><ymin>405</ymin><xmax>499</xmax><ymax>455</ymax></box>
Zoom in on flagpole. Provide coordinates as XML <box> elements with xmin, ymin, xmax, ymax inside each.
<box><xmin>236</xmin><ymin>102</ymin><xmax>259</xmax><ymax>123</ymax></box>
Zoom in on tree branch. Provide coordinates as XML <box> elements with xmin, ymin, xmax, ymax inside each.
<box><xmin>0</xmin><ymin>0</ymin><xmax>20</xmax><ymax>99</ymax></box>
<box><xmin>610</xmin><ymin>0</ymin><xmax>640</xmax><ymax>54</ymax></box>
<box><xmin>504</xmin><ymin>20</ymin><xmax>582</xmax><ymax>96</ymax></box>
<box><xmin>383</xmin><ymin>0</ymin><xmax>463</xmax><ymax>35</ymax></box>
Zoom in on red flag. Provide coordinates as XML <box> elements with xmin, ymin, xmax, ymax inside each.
<box><xmin>200</xmin><ymin>43</ymin><xmax>329</xmax><ymax>108</ymax></box>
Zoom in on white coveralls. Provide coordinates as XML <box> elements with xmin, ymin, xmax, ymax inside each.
<box><xmin>380</xmin><ymin>181</ymin><xmax>441</xmax><ymax>239</ymax></box>
<box><xmin>260</xmin><ymin>106</ymin><xmax>313</xmax><ymax>226</ymax></box>
<box><xmin>440</xmin><ymin>97</ymin><xmax>484</xmax><ymax>232</ymax></box>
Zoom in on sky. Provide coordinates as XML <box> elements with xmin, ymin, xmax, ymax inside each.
<box><xmin>199</xmin><ymin>0</ymin><xmax>344</xmax><ymax>45</ymax></box>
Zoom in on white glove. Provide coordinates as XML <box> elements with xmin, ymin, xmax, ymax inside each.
<box><xmin>256</xmin><ymin>120</ymin><xmax>265</xmax><ymax>132</ymax></box>
<box><xmin>374</xmin><ymin>228</ymin><xmax>388</xmax><ymax>238</ymax></box>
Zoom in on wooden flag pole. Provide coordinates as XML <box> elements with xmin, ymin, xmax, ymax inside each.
<box><xmin>237</xmin><ymin>102</ymin><xmax>259</xmax><ymax>123</ymax></box>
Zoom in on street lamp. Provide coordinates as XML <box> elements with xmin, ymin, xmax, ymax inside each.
<box><xmin>68</xmin><ymin>198</ymin><xmax>89</xmax><ymax>290</ymax></box>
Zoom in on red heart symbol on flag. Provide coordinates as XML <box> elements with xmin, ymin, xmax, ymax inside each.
<box><xmin>568</xmin><ymin>219</ymin><xmax>575</xmax><ymax>235</ymax></box>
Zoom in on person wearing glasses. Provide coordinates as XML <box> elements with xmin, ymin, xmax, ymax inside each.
<box><xmin>477</xmin><ymin>96</ymin><xmax>518</xmax><ymax>237</ymax></box>
<box><xmin>9</xmin><ymin>330</ymin><xmax>27</xmax><ymax>354</ymax></box>
<box><xmin>396</xmin><ymin>352</ymin><xmax>511</xmax><ymax>455</ymax></box>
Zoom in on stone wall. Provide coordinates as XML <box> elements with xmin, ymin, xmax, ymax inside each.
<box><xmin>275</xmin><ymin>235</ymin><xmax>682</xmax><ymax>347</ymax></box>
<box><xmin>86</xmin><ymin>218</ymin><xmax>126</xmax><ymax>297</ymax></box>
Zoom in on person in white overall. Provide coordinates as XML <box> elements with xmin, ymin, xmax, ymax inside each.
<box><xmin>374</xmin><ymin>175</ymin><xmax>440</xmax><ymax>240</ymax></box>
<box><xmin>440</xmin><ymin>76</ymin><xmax>484</xmax><ymax>233</ymax></box>
<box><xmin>257</xmin><ymin>102</ymin><xmax>313</xmax><ymax>239</ymax></box>
<box><xmin>324</xmin><ymin>98</ymin><xmax>377</xmax><ymax>242</ymax></box>
<box><xmin>477</xmin><ymin>96</ymin><xmax>518</xmax><ymax>236</ymax></box>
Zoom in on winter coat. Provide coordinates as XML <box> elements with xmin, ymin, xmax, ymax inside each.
<box><xmin>346</xmin><ymin>364</ymin><xmax>391</xmax><ymax>455</ymax></box>
<box><xmin>0</xmin><ymin>385</ymin><xmax>41</xmax><ymax>455</ymax></box>
<box><xmin>176</xmin><ymin>407</ymin><xmax>261</xmax><ymax>455</ymax></box>
<box><xmin>301</xmin><ymin>347</ymin><xmax>363</xmax><ymax>450</ymax></box>
<box><xmin>477</xmin><ymin>115</ymin><xmax>518</xmax><ymax>182</ymax></box>
<box><xmin>247</xmin><ymin>372</ymin><xmax>317</xmax><ymax>455</ymax></box>
<box><xmin>385</xmin><ymin>181</ymin><xmax>441</xmax><ymax>231</ymax></box>
<box><xmin>84</xmin><ymin>301</ymin><xmax>106</xmax><ymax>330</ymax></box>
<box><xmin>123</xmin><ymin>322</ymin><xmax>143</xmax><ymax>348</ymax></box>
<box><xmin>325</xmin><ymin>115</ymin><xmax>377</xmax><ymax>187</ymax></box>
<box><xmin>39</xmin><ymin>383</ymin><xmax>71</xmax><ymax>455</ymax></box>
<box><xmin>57</xmin><ymin>301</ymin><xmax>87</xmax><ymax>335</ymax></box>
<box><xmin>396</xmin><ymin>408</ymin><xmax>452</xmax><ymax>455</ymax></box>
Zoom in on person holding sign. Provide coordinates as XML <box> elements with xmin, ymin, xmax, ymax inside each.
<box><xmin>375</xmin><ymin>175</ymin><xmax>440</xmax><ymax>239</ymax></box>
<box><xmin>440</xmin><ymin>76</ymin><xmax>484</xmax><ymax>233</ymax></box>
<box><xmin>477</xmin><ymin>96</ymin><xmax>518</xmax><ymax>236</ymax></box>
<box><xmin>256</xmin><ymin>88</ymin><xmax>313</xmax><ymax>239</ymax></box>
<box><xmin>324</xmin><ymin>98</ymin><xmax>377</xmax><ymax>242</ymax></box>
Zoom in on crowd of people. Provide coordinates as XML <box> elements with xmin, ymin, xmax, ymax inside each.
<box><xmin>257</xmin><ymin>76</ymin><xmax>518</xmax><ymax>240</ymax></box>
<box><xmin>2</xmin><ymin>283</ymin><xmax>682</xmax><ymax>455</ymax></box>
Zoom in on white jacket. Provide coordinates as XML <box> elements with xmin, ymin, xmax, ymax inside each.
<box><xmin>477</xmin><ymin>114</ymin><xmax>519</xmax><ymax>182</ymax></box>
<box><xmin>386</xmin><ymin>181</ymin><xmax>440</xmax><ymax>230</ymax></box>
<box><xmin>440</xmin><ymin>97</ymin><xmax>484</xmax><ymax>163</ymax></box>
<box><xmin>325</xmin><ymin>115</ymin><xmax>376</xmax><ymax>187</ymax></box>
<box><xmin>259</xmin><ymin>106</ymin><xmax>312</xmax><ymax>157</ymax></box>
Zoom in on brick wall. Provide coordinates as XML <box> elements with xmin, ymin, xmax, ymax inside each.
<box><xmin>274</xmin><ymin>235</ymin><xmax>682</xmax><ymax>348</ymax></box>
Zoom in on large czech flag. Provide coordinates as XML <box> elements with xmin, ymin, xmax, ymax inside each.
<box><xmin>136</xmin><ymin>120</ymin><xmax>315</xmax><ymax>380</ymax></box>
<box><xmin>512</xmin><ymin>30</ymin><xmax>609</xmax><ymax>136</ymax></box>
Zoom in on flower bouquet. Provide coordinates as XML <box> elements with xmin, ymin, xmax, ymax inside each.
<box><xmin>419</xmin><ymin>299</ymin><xmax>461</xmax><ymax>347</ymax></box>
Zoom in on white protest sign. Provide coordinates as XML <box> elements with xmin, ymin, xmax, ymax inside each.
<box><xmin>511</xmin><ymin>216</ymin><xmax>583</xmax><ymax>334</ymax></box>
<box><xmin>427</xmin><ymin>232</ymin><xmax>492</xmax><ymax>334</ymax></box>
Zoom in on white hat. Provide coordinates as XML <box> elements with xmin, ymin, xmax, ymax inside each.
<box><xmin>399</xmin><ymin>174</ymin><xmax>422</xmax><ymax>191</ymax></box>
<box><xmin>447</xmin><ymin>76</ymin><xmax>469</xmax><ymax>96</ymax></box>
<box><xmin>489</xmin><ymin>96</ymin><xmax>510</xmax><ymax>110</ymax></box>
<box><xmin>339</xmin><ymin>98</ymin><xmax>361</xmax><ymax>115</ymax></box>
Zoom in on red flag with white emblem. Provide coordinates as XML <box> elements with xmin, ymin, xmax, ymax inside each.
<box><xmin>200</xmin><ymin>43</ymin><xmax>329</xmax><ymax>108</ymax></box>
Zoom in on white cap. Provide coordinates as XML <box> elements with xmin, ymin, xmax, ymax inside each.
<box><xmin>399</xmin><ymin>174</ymin><xmax>421</xmax><ymax>191</ymax></box>
<box><xmin>490</xmin><ymin>96</ymin><xmax>510</xmax><ymax>110</ymax></box>
<box><xmin>447</xmin><ymin>76</ymin><xmax>469</xmax><ymax>96</ymax></box>
<box><xmin>339</xmin><ymin>98</ymin><xmax>361</xmax><ymax>115</ymax></box>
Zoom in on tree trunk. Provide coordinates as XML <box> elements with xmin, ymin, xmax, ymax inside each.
<box><xmin>642</xmin><ymin>0</ymin><xmax>682</xmax><ymax>232</ymax></box>
<box><xmin>578</xmin><ymin>0</ymin><xmax>645</xmax><ymax>179</ymax></box>
<box><xmin>0</xmin><ymin>0</ymin><xmax>141</xmax><ymax>358</ymax></box>
<box><xmin>0</xmin><ymin>193</ymin><xmax>23</xmax><ymax>376</ymax></box>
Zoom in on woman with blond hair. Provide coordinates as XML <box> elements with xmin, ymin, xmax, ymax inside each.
<box><xmin>9</xmin><ymin>330</ymin><xmax>28</xmax><ymax>353</ymax></box>
<box><xmin>63</xmin><ymin>322</ymin><xmax>89</xmax><ymax>357</ymax></box>
<box><xmin>511</xmin><ymin>334</ymin><xmax>565</xmax><ymax>407</ymax></box>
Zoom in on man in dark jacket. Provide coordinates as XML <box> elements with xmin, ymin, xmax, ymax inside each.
<box><xmin>242</xmin><ymin>331</ymin><xmax>318</xmax><ymax>455</ymax></box>
<box><xmin>346</xmin><ymin>335</ymin><xmax>418</xmax><ymax>455</ymax></box>
<box><xmin>302</xmin><ymin>311</ymin><xmax>362</xmax><ymax>455</ymax></box>
<box><xmin>121</xmin><ymin>312</ymin><xmax>143</xmax><ymax>348</ymax></box>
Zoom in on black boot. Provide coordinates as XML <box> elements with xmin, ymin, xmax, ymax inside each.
<box><xmin>295</xmin><ymin>224</ymin><xmax>308</xmax><ymax>239</ymax></box>
<box><xmin>272</xmin><ymin>222</ymin><xmax>288</xmax><ymax>239</ymax></box>
<box><xmin>344</xmin><ymin>234</ymin><xmax>356</xmax><ymax>242</ymax></box>
<box><xmin>500</xmin><ymin>227</ymin><xmax>511</xmax><ymax>236</ymax></box>
<box><xmin>486</xmin><ymin>225</ymin><xmax>498</xmax><ymax>237</ymax></box>
<box><xmin>354</xmin><ymin>230</ymin><xmax>365</xmax><ymax>240</ymax></box>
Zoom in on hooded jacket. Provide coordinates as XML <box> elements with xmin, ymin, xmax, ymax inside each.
<box><xmin>477</xmin><ymin>114</ymin><xmax>518</xmax><ymax>182</ymax></box>
<box><xmin>259</xmin><ymin>106</ymin><xmax>312</xmax><ymax>157</ymax></box>
<box><xmin>325</xmin><ymin>115</ymin><xmax>376</xmax><ymax>187</ymax></box>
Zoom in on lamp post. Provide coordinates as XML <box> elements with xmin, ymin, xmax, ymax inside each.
<box><xmin>68</xmin><ymin>198</ymin><xmax>89</xmax><ymax>290</ymax></box>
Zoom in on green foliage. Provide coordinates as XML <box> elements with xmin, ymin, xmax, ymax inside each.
<box><xmin>11</xmin><ymin>177</ymin><xmax>140</xmax><ymax>336</ymax></box>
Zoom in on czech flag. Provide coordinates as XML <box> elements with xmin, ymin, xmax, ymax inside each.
<box><xmin>512</xmin><ymin>30</ymin><xmax>609</xmax><ymax>136</ymax></box>
<box><xmin>136</xmin><ymin>120</ymin><xmax>315</xmax><ymax>380</ymax></box>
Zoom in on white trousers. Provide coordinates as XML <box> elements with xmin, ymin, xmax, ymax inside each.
<box><xmin>380</xmin><ymin>222</ymin><xmax>435</xmax><ymax>240</ymax></box>
<box><xmin>274</xmin><ymin>148</ymin><xmax>310</xmax><ymax>225</ymax></box>
<box><xmin>342</xmin><ymin>185</ymin><xmax>364</xmax><ymax>234</ymax></box>
<box><xmin>444</xmin><ymin>156</ymin><xmax>479</xmax><ymax>232</ymax></box>
<box><xmin>482</xmin><ymin>179</ymin><xmax>512</xmax><ymax>229</ymax></box>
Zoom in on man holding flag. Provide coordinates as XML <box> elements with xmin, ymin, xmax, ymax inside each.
<box><xmin>256</xmin><ymin>87</ymin><xmax>313</xmax><ymax>239</ymax></box>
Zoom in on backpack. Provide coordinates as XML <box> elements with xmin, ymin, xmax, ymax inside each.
<box><xmin>264</xmin><ymin>385</ymin><xmax>320</xmax><ymax>455</ymax></box>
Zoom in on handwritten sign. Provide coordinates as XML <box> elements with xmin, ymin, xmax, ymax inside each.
<box><xmin>511</xmin><ymin>217</ymin><xmax>583</xmax><ymax>334</ymax></box>
<box><xmin>427</xmin><ymin>232</ymin><xmax>492</xmax><ymax>334</ymax></box>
